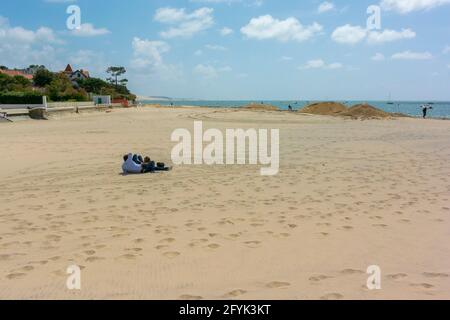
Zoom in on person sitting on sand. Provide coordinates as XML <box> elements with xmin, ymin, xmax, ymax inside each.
<box><xmin>122</xmin><ymin>154</ymin><xmax>172</xmax><ymax>174</ymax></box>
<box><xmin>141</xmin><ymin>156</ymin><xmax>172</xmax><ymax>173</ymax></box>
<box><xmin>122</xmin><ymin>153</ymin><xmax>143</xmax><ymax>174</ymax></box>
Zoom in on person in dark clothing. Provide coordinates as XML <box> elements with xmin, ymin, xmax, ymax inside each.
<box><xmin>288</xmin><ymin>105</ymin><xmax>293</xmax><ymax>111</ymax></box>
<box><xmin>132</xmin><ymin>154</ymin><xmax>144</xmax><ymax>164</ymax></box>
<box><xmin>422</xmin><ymin>105</ymin><xmax>433</xmax><ymax>118</ymax></box>
<box><xmin>141</xmin><ymin>156</ymin><xmax>172</xmax><ymax>173</ymax></box>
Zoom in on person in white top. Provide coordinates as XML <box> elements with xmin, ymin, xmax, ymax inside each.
<box><xmin>122</xmin><ymin>153</ymin><xmax>143</xmax><ymax>174</ymax></box>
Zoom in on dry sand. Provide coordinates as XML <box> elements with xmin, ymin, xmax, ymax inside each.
<box><xmin>0</xmin><ymin>106</ymin><xmax>449</xmax><ymax>300</ymax></box>
<box><xmin>299</xmin><ymin>102</ymin><xmax>348</xmax><ymax>116</ymax></box>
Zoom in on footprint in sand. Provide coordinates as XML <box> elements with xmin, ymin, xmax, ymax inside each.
<box><xmin>266</xmin><ymin>281</ymin><xmax>291</xmax><ymax>289</ymax></box>
<box><xmin>207</xmin><ymin>243</ymin><xmax>220</xmax><ymax>249</ymax></box>
<box><xmin>163</xmin><ymin>252</ymin><xmax>180</xmax><ymax>258</ymax></box>
<box><xmin>372</xmin><ymin>224</ymin><xmax>388</xmax><ymax>228</ymax></box>
<box><xmin>0</xmin><ymin>254</ymin><xmax>12</xmax><ymax>261</ymax></box>
<box><xmin>309</xmin><ymin>275</ymin><xmax>332</xmax><ymax>282</ymax></box>
<box><xmin>244</xmin><ymin>241</ymin><xmax>261</xmax><ymax>248</ymax></box>
<box><xmin>340</xmin><ymin>269</ymin><xmax>364</xmax><ymax>275</ymax></box>
<box><xmin>410</xmin><ymin>283</ymin><xmax>434</xmax><ymax>289</ymax></box>
<box><xmin>120</xmin><ymin>254</ymin><xmax>137</xmax><ymax>260</ymax></box>
<box><xmin>320</xmin><ymin>293</ymin><xmax>344</xmax><ymax>300</ymax></box>
<box><xmin>6</xmin><ymin>273</ymin><xmax>26</xmax><ymax>280</ymax></box>
<box><xmin>18</xmin><ymin>265</ymin><xmax>34</xmax><ymax>272</ymax></box>
<box><xmin>423</xmin><ymin>272</ymin><xmax>449</xmax><ymax>278</ymax></box>
<box><xmin>223</xmin><ymin>289</ymin><xmax>247</xmax><ymax>298</ymax></box>
<box><xmin>85</xmin><ymin>256</ymin><xmax>104</xmax><ymax>263</ymax></box>
<box><xmin>160</xmin><ymin>238</ymin><xmax>176</xmax><ymax>244</ymax></box>
<box><xmin>386</xmin><ymin>273</ymin><xmax>408</xmax><ymax>280</ymax></box>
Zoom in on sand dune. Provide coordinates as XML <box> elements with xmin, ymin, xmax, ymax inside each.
<box><xmin>0</xmin><ymin>107</ymin><xmax>449</xmax><ymax>299</ymax></box>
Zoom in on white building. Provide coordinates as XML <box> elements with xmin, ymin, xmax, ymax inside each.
<box><xmin>92</xmin><ymin>95</ymin><xmax>111</xmax><ymax>105</ymax></box>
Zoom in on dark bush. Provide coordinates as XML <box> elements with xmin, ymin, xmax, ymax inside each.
<box><xmin>0</xmin><ymin>92</ymin><xmax>43</xmax><ymax>104</ymax></box>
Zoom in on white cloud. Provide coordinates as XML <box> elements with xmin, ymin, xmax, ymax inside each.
<box><xmin>131</xmin><ymin>37</ymin><xmax>170</xmax><ymax>69</ymax></box>
<box><xmin>130</xmin><ymin>37</ymin><xmax>182</xmax><ymax>81</ymax></box>
<box><xmin>318</xmin><ymin>2</ymin><xmax>335</xmax><ymax>13</ymax></box>
<box><xmin>372</xmin><ymin>53</ymin><xmax>385</xmax><ymax>61</ymax></box>
<box><xmin>154</xmin><ymin>7</ymin><xmax>214</xmax><ymax>38</ymax></box>
<box><xmin>193</xmin><ymin>64</ymin><xmax>231</xmax><ymax>78</ymax></box>
<box><xmin>391</xmin><ymin>50</ymin><xmax>433</xmax><ymax>60</ymax></box>
<box><xmin>0</xmin><ymin>16</ymin><xmax>63</xmax><ymax>69</ymax></box>
<box><xmin>367</xmin><ymin>28</ymin><xmax>415</xmax><ymax>44</ymax></box>
<box><xmin>194</xmin><ymin>49</ymin><xmax>203</xmax><ymax>56</ymax></box>
<box><xmin>299</xmin><ymin>59</ymin><xmax>343</xmax><ymax>70</ymax></box>
<box><xmin>380</xmin><ymin>0</ymin><xmax>450</xmax><ymax>14</ymax></box>
<box><xmin>281</xmin><ymin>56</ymin><xmax>293</xmax><ymax>61</ymax></box>
<box><xmin>205</xmin><ymin>44</ymin><xmax>227</xmax><ymax>51</ymax></box>
<box><xmin>241</xmin><ymin>15</ymin><xmax>322</xmax><ymax>42</ymax></box>
<box><xmin>331</xmin><ymin>25</ymin><xmax>367</xmax><ymax>44</ymax></box>
<box><xmin>0</xmin><ymin>16</ymin><xmax>58</xmax><ymax>43</ymax></box>
<box><xmin>332</xmin><ymin>24</ymin><xmax>415</xmax><ymax>44</ymax></box>
<box><xmin>71</xmin><ymin>23</ymin><xmax>110</xmax><ymax>37</ymax></box>
<box><xmin>220</xmin><ymin>27</ymin><xmax>233</xmax><ymax>36</ymax></box>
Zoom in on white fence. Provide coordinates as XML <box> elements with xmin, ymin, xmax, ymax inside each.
<box><xmin>0</xmin><ymin>104</ymin><xmax>45</xmax><ymax>110</ymax></box>
<box><xmin>47</xmin><ymin>101</ymin><xmax>95</xmax><ymax>108</ymax></box>
<box><xmin>1</xmin><ymin>97</ymin><xmax>97</xmax><ymax>110</ymax></box>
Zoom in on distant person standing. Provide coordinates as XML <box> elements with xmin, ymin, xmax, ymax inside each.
<box><xmin>421</xmin><ymin>104</ymin><xmax>433</xmax><ymax>118</ymax></box>
<box><xmin>288</xmin><ymin>104</ymin><xmax>293</xmax><ymax>111</ymax></box>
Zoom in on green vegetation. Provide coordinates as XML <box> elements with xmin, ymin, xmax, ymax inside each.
<box><xmin>0</xmin><ymin>92</ymin><xmax>43</xmax><ymax>104</ymax></box>
<box><xmin>106</xmin><ymin>66</ymin><xmax>128</xmax><ymax>87</ymax></box>
<box><xmin>33</xmin><ymin>69</ymin><xmax>54</xmax><ymax>87</ymax></box>
<box><xmin>0</xmin><ymin>73</ymin><xmax>33</xmax><ymax>93</ymax></box>
<box><xmin>0</xmin><ymin>65</ymin><xmax>136</xmax><ymax>104</ymax></box>
<box><xmin>76</xmin><ymin>76</ymin><xmax>136</xmax><ymax>101</ymax></box>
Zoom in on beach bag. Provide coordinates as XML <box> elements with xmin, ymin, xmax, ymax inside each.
<box><xmin>157</xmin><ymin>162</ymin><xmax>165</xmax><ymax>168</ymax></box>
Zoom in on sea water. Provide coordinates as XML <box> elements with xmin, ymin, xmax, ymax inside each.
<box><xmin>141</xmin><ymin>100</ymin><xmax>450</xmax><ymax>119</ymax></box>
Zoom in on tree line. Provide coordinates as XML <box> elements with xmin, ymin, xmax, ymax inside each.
<box><xmin>0</xmin><ymin>65</ymin><xmax>136</xmax><ymax>103</ymax></box>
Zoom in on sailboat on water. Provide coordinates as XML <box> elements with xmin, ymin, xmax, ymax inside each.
<box><xmin>387</xmin><ymin>92</ymin><xmax>394</xmax><ymax>105</ymax></box>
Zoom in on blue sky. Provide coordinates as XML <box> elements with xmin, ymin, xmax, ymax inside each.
<box><xmin>1</xmin><ymin>0</ymin><xmax>449</xmax><ymax>100</ymax></box>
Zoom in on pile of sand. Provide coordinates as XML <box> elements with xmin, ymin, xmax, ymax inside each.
<box><xmin>242</xmin><ymin>103</ymin><xmax>279</xmax><ymax>111</ymax></box>
<box><xmin>340</xmin><ymin>104</ymin><xmax>391</xmax><ymax>119</ymax></box>
<box><xmin>299</xmin><ymin>102</ymin><xmax>348</xmax><ymax>116</ymax></box>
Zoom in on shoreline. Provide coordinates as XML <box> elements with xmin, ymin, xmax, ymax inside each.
<box><xmin>2</xmin><ymin>103</ymin><xmax>449</xmax><ymax>122</ymax></box>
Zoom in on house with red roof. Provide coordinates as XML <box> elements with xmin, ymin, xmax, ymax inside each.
<box><xmin>62</xmin><ymin>64</ymin><xmax>91</xmax><ymax>82</ymax></box>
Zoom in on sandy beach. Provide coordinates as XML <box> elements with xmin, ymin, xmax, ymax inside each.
<box><xmin>0</xmin><ymin>106</ymin><xmax>449</xmax><ymax>300</ymax></box>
